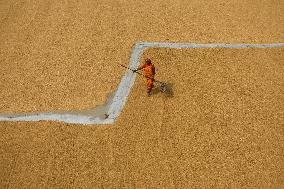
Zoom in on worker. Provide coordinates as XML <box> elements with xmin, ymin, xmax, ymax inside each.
<box><xmin>133</xmin><ymin>58</ymin><xmax>156</xmax><ymax>96</ymax></box>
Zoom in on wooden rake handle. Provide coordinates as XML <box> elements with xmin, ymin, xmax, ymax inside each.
<box><xmin>119</xmin><ymin>64</ymin><xmax>165</xmax><ymax>84</ymax></box>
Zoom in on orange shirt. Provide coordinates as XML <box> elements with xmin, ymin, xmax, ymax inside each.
<box><xmin>140</xmin><ymin>63</ymin><xmax>155</xmax><ymax>78</ymax></box>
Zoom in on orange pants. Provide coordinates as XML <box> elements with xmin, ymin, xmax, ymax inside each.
<box><xmin>146</xmin><ymin>78</ymin><xmax>154</xmax><ymax>92</ymax></box>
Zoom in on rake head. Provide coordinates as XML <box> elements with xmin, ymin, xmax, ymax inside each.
<box><xmin>160</xmin><ymin>82</ymin><xmax>167</xmax><ymax>93</ymax></box>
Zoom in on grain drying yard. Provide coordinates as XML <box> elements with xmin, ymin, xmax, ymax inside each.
<box><xmin>0</xmin><ymin>0</ymin><xmax>283</xmax><ymax>188</ymax></box>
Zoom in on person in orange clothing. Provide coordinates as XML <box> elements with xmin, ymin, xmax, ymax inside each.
<box><xmin>134</xmin><ymin>58</ymin><xmax>156</xmax><ymax>96</ymax></box>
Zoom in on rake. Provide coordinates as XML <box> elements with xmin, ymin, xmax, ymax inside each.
<box><xmin>119</xmin><ymin>64</ymin><xmax>168</xmax><ymax>93</ymax></box>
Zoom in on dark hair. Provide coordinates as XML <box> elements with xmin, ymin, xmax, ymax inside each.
<box><xmin>145</xmin><ymin>58</ymin><xmax>151</xmax><ymax>64</ymax></box>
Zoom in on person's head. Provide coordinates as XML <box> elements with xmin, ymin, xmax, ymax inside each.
<box><xmin>145</xmin><ymin>58</ymin><xmax>152</xmax><ymax>65</ymax></box>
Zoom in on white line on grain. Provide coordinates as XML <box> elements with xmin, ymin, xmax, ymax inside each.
<box><xmin>0</xmin><ymin>42</ymin><xmax>283</xmax><ymax>125</ymax></box>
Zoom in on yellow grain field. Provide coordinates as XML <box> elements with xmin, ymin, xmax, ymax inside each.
<box><xmin>0</xmin><ymin>0</ymin><xmax>283</xmax><ymax>188</ymax></box>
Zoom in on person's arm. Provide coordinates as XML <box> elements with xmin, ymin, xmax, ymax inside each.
<box><xmin>133</xmin><ymin>64</ymin><xmax>146</xmax><ymax>72</ymax></box>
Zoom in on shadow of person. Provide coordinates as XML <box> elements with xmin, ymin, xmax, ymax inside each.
<box><xmin>163</xmin><ymin>82</ymin><xmax>174</xmax><ymax>98</ymax></box>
